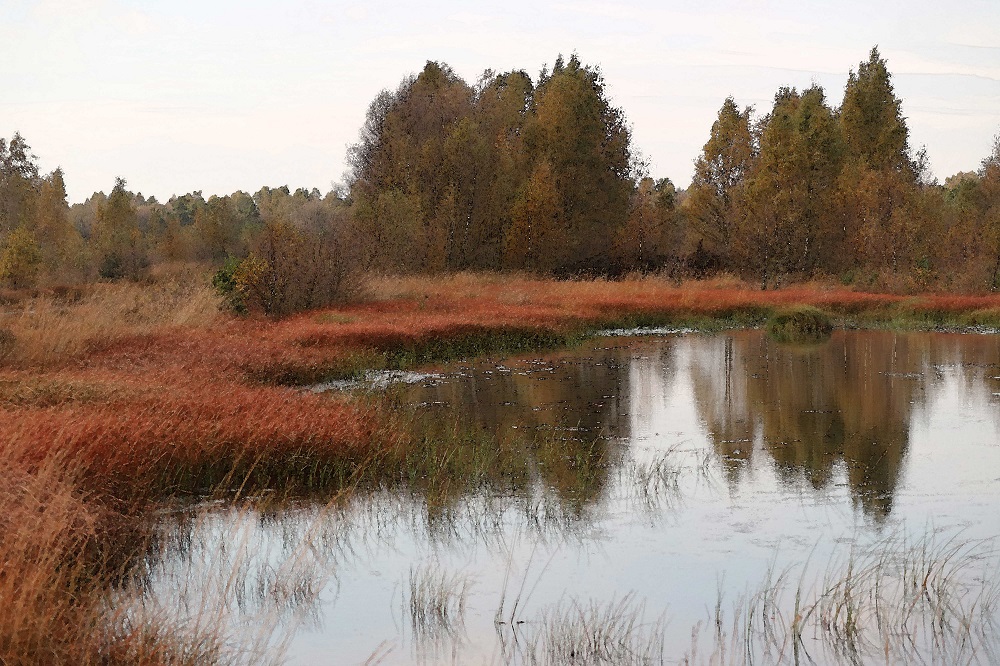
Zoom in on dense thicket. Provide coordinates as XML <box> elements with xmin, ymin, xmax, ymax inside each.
<box><xmin>684</xmin><ymin>47</ymin><xmax>998</xmax><ymax>290</ymax></box>
<box><xmin>3</xmin><ymin>49</ymin><xmax>1000</xmax><ymax>308</ymax></box>
<box><xmin>348</xmin><ymin>56</ymin><xmax>639</xmax><ymax>274</ymax></box>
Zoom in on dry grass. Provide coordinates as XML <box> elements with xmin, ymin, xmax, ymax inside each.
<box><xmin>2</xmin><ymin>278</ymin><xmax>222</xmax><ymax>367</ymax></box>
<box><xmin>7</xmin><ymin>271</ymin><xmax>1000</xmax><ymax>663</ymax></box>
<box><xmin>0</xmin><ymin>448</ymin><xmax>229</xmax><ymax>665</ymax></box>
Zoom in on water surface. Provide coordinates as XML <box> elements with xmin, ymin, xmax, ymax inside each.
<box><xmin>143</xmin><ymin>330</ymin><xmax>1000</xmax><ymax>663</ymax></box>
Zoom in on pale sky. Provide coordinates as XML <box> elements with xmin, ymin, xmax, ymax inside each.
<box><xmin>3</xmin><ymin>0</ymin><xmax>999</xmax><ymax>203</ymax></box>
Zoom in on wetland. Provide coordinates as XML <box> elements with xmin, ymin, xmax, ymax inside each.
<box><xmin>140</xmin><ymin>329</ymin><xmax>1000</xmax><ymax>664</ymax></box>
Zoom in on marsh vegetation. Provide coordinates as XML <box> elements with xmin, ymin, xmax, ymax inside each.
<box><xmin>85</xmin><ymin>324</ymin><xmax>1000</xmax><ymax>663</ymax></box>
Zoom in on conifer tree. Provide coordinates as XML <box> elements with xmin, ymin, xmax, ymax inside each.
<box><xmin>685</xmin><ymin>98</ymin><xmax>755</xmax><ymax>264</ymax></box>
<box><xmin>94</xmin><ymin>178</ymin><xmax>147</xmax><ymax>280</ymax></box>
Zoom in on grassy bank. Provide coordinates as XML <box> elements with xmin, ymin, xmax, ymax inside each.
<box><xmin>5</xmin><ymin>271</ymin><xmax>1000</xmax><ymax>663</ymax></box>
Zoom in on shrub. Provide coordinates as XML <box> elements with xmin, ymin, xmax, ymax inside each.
<box><xmin>766</xmin><ymin>305</ymin><xmax>833</xmax><ymax>343</ymax></box>
<box><xmin>0</xmin><ymin>226</ymin><xmax>42</xmax><ymax>289</ymax></box>
<box><xmin>227</xmin><ymin>221</ymin><xmax>359</xmax><ymax>318</ymax></box>
<box><xmin>211</xmin><ymin>257</ymin><xmax>247</xmax><ymax>315</ymax></box>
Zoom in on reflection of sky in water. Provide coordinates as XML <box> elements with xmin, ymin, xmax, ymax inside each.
<box><xmin>139</xmin><ymin>331</ymin><xmax>1000</xmax><ymax>664</ymax></box>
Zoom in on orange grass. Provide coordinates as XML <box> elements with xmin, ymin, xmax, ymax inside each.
<box><xmin>6</xmin><ymin>272</ymin><xmax>1000</xmax><ymax>662</ymax></box>
<box><xmin>0</xmin><ymin>449</ymin><xmax>227</xmax><ymax>664</ymax></box>
<box><xmin>8</xmin><ymin>273</ymin><xmax>1000</xmax><ymax>497</ymax></box>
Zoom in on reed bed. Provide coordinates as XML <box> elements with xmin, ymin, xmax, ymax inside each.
<box><xmin>686</xmin><ymin>532</ymin><xmax>1000</xmax><ymax>665</ymax></box>
<box><xmin>498</xmin><ymin>593</ymin><xmax>668</xmax><ymax>666</ymax></box>
<box><xmin>405</xmin><ymin>563</ymin><xmax>471</xmax><ymax>642</ymax></box>
<box><xmin>0</xmin><ymin>449</ymin><xmax>228</xmax><ymax>665</ymax></box>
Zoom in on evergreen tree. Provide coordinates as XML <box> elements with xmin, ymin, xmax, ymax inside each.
<box><xmin>94</xmin><ymin>178</ymin><xmax>147</xmax><ymax>280</ymax></box>
<box><xmin>33</xmin><ymin>168</ymin><xmax>85</xmax><ymax>282</ymax></box>
<box><xmin>525</xmin><ymin>54</ymin><xmax>634</xmax><ymax>272</ymax></box>
<box><xmin>735</xmin><ymin>86</ymin><xmax>844</xmax><ymax>282</ymax></box>
<box><xmin>840</xmin><ymin>47</ymin><xmax>912</xmax><ymax>175</ymax></box>
<box><xmin>684</xmin><ymin>98</ymin><xmax>755</xmax><ymax>264</ymax></box>
<box><xmin>0</xmin><ymin>133</ymin><xmax>40</xmax><ymax>235</ymax></box>
<box><xmin>837</xmin><ymin>47</ymin><xmax>920</xmax><ymax>275</ymax></box>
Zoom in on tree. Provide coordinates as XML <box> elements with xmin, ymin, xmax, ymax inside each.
<box><xmin>837</xmin><ymin>47</ymin><xmax>919</xmax><ymax>275</ymax></box>
<box><xmin>734</xmin><ymin>86</ymin><xmax>844</xmax><ymax>283</ymax></box>
<box><xmin>0</xmin><ymin>133</ymin><xmax>40</xmax><ymax>235</ymax></box>
<box><xmin>684</xmin><ymin>98</ymin><xmax>755</xmax><ymax>263</ymax></box>
<box><xmin>348</xmin><ymin>61</ymin><xmax>474</xmax><ymax>271</ymax></box>
<box><xmin>525</xmin><ymin>54</ymin><xmax>634</xmax><ymax>272</ymax></box>
<box><xmin>0</xmin><ymin>226</ymin><xmax>42</xmax><ymax>288</ymax></box>
<box><xmin>194</xmin><ymin>195</ymin><xmax>245</xmax><ymax>260</ymax></box>
<box><xmin>33</xmin><ymin>168</ymin><xmax>85</xmax><ymax>283</ymax></box>
<box><xmin>840</xmin><ymin>47</ymin><xmax>912</xmax><ymax>175</ymax></box>
<box><xmin>468</xmin><ymin>70</ymin><xmax>534</xmax><ymax>269</ymax></box>
<box><xmin>613</xmin><ymin>177</ymin><xmax>678</xmax><ymax>272</ymax></box>
<box><xmin>94</xmin><ymin>178</ymin><xmax>147</xmax><ymax>280</ymax></box>
<box><xmin>978</xmin><ymin>135</ymin><xmax>1000</xmax><ymax>286</ymax></box>
<box><xmin>503</xmin><ymin>160</ymin><xmax>566</xmax><ymax>272</ymax></box>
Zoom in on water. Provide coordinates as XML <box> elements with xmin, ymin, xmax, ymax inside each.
<box><xmin>141</xmin><ymin>330</ymin><xmax>1000</xmax><ymax>663</ymax></box>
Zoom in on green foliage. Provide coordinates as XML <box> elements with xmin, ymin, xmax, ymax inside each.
<box><xmin>767</xmin><ymin>306</ymin><xmax>834</xmax><ymax>343</ymax></box>
<box><xmin>0</xmin><ymin>226</ymin><xmax>42</xmax><ymax>288</ymax></box>
<box><xmin>211</xmin><ymin>257</ymin><xmax>247</xmax><ymax>315</ymax></box>
<box><xmin>94</xmin><ymin>178</ymin><xmax>147</xmax><ymax>280</ymax></box>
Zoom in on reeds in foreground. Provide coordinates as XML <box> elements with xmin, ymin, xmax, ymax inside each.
<box><xmin>499</xmin><ymin>593</ymin><xmax>667</xmax><ymax>665</ymax></box>
<box><xmin>405</xmin><ymin>563</ymin><xmax>472</xmax><ymax>643</ymax></box>
<box><xmin>0</xmin><ymin>451</ymin><xmax>228</xmax><ymax>665</ymax></box>
<box><xmin>686</xmin><ymin>531</ymin><xmax>1000</xmax><ymax>664</ymax></box>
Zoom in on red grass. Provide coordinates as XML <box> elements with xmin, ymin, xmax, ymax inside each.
<box><xmin>8</xmin><ymin>274</ymin><xmax>1000</xmax><ymax>662</ymax></box>
<box><xmin>8</xmin><ymin>275</ymin><xmax>1000</xmax><ymax>499</ymax></box>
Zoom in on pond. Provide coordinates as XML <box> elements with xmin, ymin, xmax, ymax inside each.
<box><xmin>139</xmin><ymin>330</ymin><xmax>1000</xmax><ymax>664</ymax></box>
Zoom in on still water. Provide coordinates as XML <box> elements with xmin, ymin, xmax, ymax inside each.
<box><xmin>144</xmin><ymin>330</ymin><xmax>1000</xmax><ymax>664</ymax></box>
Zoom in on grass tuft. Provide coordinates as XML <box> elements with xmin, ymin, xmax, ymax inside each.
<box><xmin>766</xmin><ymin>305</ymin><xmax>834</xmax><ymax>343</ymax></box>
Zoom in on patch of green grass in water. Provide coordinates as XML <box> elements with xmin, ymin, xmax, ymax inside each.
<box><xmin>766</xmin><ymin>305</ymin><xmax>834</xmax><ymax>343</ymax></box>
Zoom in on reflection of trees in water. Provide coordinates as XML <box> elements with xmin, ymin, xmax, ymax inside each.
<box><xmin>404</xmin><ymin>344</ymin><xmax>634</xmax><ymax>510</ymax></box>
<box><xmin>403</xmin><ymin>331</ymin><xmax>1000</xmax><ymax>523</ymax></box>
<box><xmin>688</xmin><ymin>330</ymin><xmax>942</xmax><ymax>521</ymax></box>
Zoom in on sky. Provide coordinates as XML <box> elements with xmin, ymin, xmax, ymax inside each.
<box><xmin>3</xmin><ymin>0</ymin><xmax>999</xmax><ymax>203</ymax></box>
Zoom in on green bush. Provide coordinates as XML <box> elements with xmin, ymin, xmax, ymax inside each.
<box><xmin>211</xmin><ymin>257</ymin><xmax>247</xmax><ymax>315</ymax></box>
<box><xmin>766</xmin><ymin>305</ymin><xmax>833</xmax><ymax>343</ymax></box>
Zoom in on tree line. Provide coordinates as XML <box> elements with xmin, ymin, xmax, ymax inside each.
<box><xmin>2</xmin><ymin>49</ymin><xmax>1000</xmax><ymax>310</ymax></box>
<box><xmin>685</xmin><ymin>48</ymin><xmax>1000</xmax><ymax>291</ymax></box>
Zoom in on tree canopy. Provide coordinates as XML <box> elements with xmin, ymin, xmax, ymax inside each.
<box><xmin>3</xmin><ymin>49</ymin><xmax>1000</xmax><ymax>296</ymax></box>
